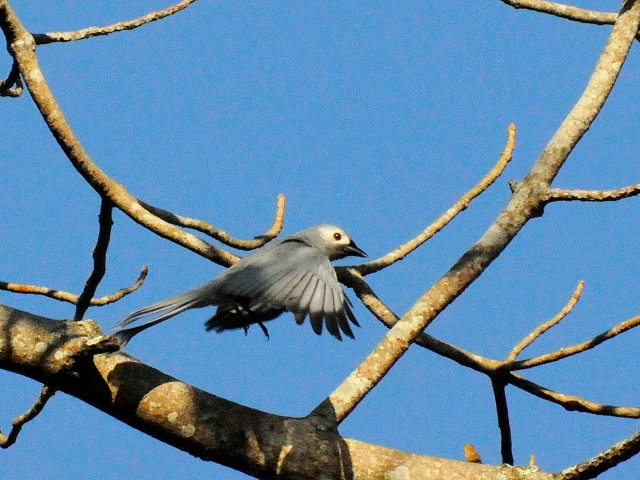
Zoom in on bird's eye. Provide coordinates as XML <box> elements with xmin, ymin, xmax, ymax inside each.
<box><xmin>333</xmin><ymin>232</ymin><xmax>342</xmax><ymax>241</ymax></box>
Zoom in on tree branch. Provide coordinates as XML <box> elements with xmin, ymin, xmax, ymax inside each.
<box><xmin>546</xmin><ymin>184</ymin><xmax>640</xmax><ymax>202</ymax></box>
<box><xmin>0</xmin><ymin>304</ymin><xmax>554</xmax><ymax>480</ymax></box>
<box><xmin>314</xmin><ymin>0</ymin><xmax>640</xmax><ymax>426</ymax></box>
<box><xmin>0</xmin><ymin>1</ymin><xmax>242</xmax><ymax>268</ymax></box>
<box><xmin>499</xmin><ymin>0</ymin><xmax>618</xmax><ymax>25</ymax></box>
<box><xmin>32</xmin><ymin>0</ymin><xmax>201</xmax><ymax>45</ymax></box>
<box><xmin>353</xmin><ymin>124</ymin><xmax>516</xmax><ymax>276</ymax></box>
<box><xmin>0</xmin><ymin>385</ymin><xmax>55</xmax><ymax>448</ymax></box>
<box><xmin>505</xmin><ymin>312</ymin><xmax>640</xmax><ymax>371</ymax></box>
<box><xmin>0</xmin><ymin>58</ymin><xmax>22</xmax><ymax>97</ymax></box>
<box><xmin>75</xmin><ymin>199</ymin><xmax>114</xmax><ymax>320</ymax></box>
<box><xmin>138</xmin><ymin>193</ymin><xmax>286</xmax><ymax>251</ymax></box>
<box><xmin>0</xmin><ymin>266</ymin><xmax>148</xmax><ymax>306</ymax></box>
<box><xmin>506</xmin><ymin>281</ymin><xmax>584</xmax><ymax>362</ymax></box>
<box><xmin>559</xmin><ymin>429</ymin><xmax>640</xmax><ymax>480</ymax></box>
<box><xmin>343</xmin><ymin>269</ymin><xmax>640</xmax><ymax>419</ymax></box>
<box><xmin>491</xmin><ymin>377</ymin><xmax>514</xmax><ymax>465</ymax></box>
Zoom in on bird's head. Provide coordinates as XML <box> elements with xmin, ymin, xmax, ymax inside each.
<box><xmin>303</xmin><ymin>224</ymin><xmax>368</xmax><ymax>261</ymax></box>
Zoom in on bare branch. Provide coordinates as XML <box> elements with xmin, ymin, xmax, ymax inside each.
<box><xmin>75</xmin><ymin>199</ymin><xmax>113</xmax><ymax>320</ymax></box>
<box><xmin>546</xmin><ymin>184</ymin><xmax>640</xmax><ymax>202</ymax></box>
<box><xmin>354</xmin><ymin>124</ymin><xmax>516</xmax><ymax>276</ymax></box>
<box><xmin>505</xmin><ymin>313</ymin><xmax>640</xmax><ymax>371</ymax></box>
<box><xmin>0</xmin><ymin>58</ymin><xmax>22</xmax><ymax>97</ymax></box>
<box><xmin>0</xmin><ymin>265</ymin><xmax>148</xmax><ymax>306</ymax></box>
<box><xmin>341</xmin><ymin>269</ymin><xmax>640</xmax><ymax>419</ymax></box>
<box><xmin>0</xmin><ymin>4</ymin><xmax>240</xmax><ymax>268</ymax></box>
<box><xmin>0</xmin><ymin>305</ymin><xmax>555</xmax><ymax>480</ymax></box>
<box><xmin>499</xmin><ymin>0</ymin><xmax>618</xmax><ymax>25</ymax></box>
<box><xmin>560</xmin><ymin>429</ymin><xmax>640</xmax><ymax>480</ymax></box>
<box><xmin>32</xmin><ymin>0</ymin><xmax>201</xmax><ymax>45</ymax></box>
<box><xmin>491</xmin><ymin>377</ymin><xmax>514</xmax><ymax>465</ymax></box>
<box><xmin>0</xmin><ymin>385</ymin><xmax>55</xmax><ymax>448</ymax></box>
<box><xmin>319</xmin><ymin>1</ymin><xmax>640</xmax><ymax>423</ymax></box>
<box><xmin>139</xmin><ymin>194</ymin><xmax>286</xmax><ymax>250</ymax></box>
<box><xmin>509</xmin><ymin>373</ymin><xmax>640</xmax><ymax>418</ymax></box>
<box><xmin>506</xmin><ymin>280</ymin><xmax>584</xmax><ymax>362</ymax></box>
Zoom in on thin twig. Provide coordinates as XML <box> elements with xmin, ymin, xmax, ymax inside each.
<box><xmin>559</xmin><ymin>429</ymin><xmax>640</xmax><ymax>480</ymax></box>
<box><xmin>546</xmin><ymin>184</ymin><xmax>640</xmax><ymax>202</ymax></box>
<box><xmin>139</xmin><ymin>194</ymin><xmax>286</xmax><ymax>250</ymax></box>
<box><xmin>506</xmin><ymin>280</ymin><xmax>584</xmax><ymax>362</ymax></box>
<box><xmin>33</xmin><ymin>0</ymin><xmax>201</xmax><ymax>45</ymax></box>
<box><xmin>0</xmin><ymin>58</ymin><xmax>22</xmax><ymax>97</ymax></box>
<box><xmin>509</xmin><ymin>373</ymin><xmax>640</xmax><ymax>418</ymax></box>
<box><xmin>0</xmin><ymin>385</ymin><xmax>56</xmax><ymax>448</ymax></box>
<box><xmin>75</xmin><ymin>199</ymin><xmax>113</xmax><ymax>320</ymax></box>
<box><xmin>499</xmin><ymin>0</ymin><xmax>618</xmax><ymax>25</ymax></box>
<box><xmin>0</xmin><ymin>265</ymin><xmax>148</xmax><ymax>306</ymax></box>
<box><xmin>491</xmin><ymin>377</ymin><xmax>514</xmax><ymax>465</ymax></box>
<box><xmin>353</xmin><ymin>124</ymin><xmax>516</xmax><ymax>276</ymax></box>
<box><xmin>506</xmin><ymin>313</ymin><xmax>640</xmax><ymax>371</ymax></box>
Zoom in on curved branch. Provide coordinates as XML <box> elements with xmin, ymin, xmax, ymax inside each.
<box><xmin>0</xmin><ymin>58</ymin><xmax>21</xmax><ymax>97</ymax></box>
<box><xmin>316</xmin><ymin>0</ymin><xmax>640</xmax><ymax>425</ymax></box>
<box><xmin>0</xmin><ymin>265</ymin><xmax>148</xmax><ymax>306</ymax></box>
<box><xmin>32</xmin><ymin>0</ymin><xmax>201</xmax><ymax>45</ymax></box>
<box><xmin>353</xmin><ymin>124</ymin><xmax>516</xmax><ymax>276</ymax></box>
<box><xmin>0</xmin><ymin>3</ymin><xmax>241</xmax><ymax>267</ymax></box>
<box><xmin>506</xmin><ymin>280</ymin><xmax>584</xmax><ymax>362</ymax></box>
<box><xmin>139</xmin><ymin>194</ymin><xmax>286</xmax><ymax>250</ymax></box>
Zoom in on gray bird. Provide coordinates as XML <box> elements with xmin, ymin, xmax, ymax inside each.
<box><xmin>115</xmin><ymin>224</ymin><xmax>367</xmax><ymax>344</ymax></box>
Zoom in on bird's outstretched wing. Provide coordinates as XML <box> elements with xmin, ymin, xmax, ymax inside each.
<box><xmin>209</xmin><ymin>242</ymin><xmax>358</xmax><ymax>340</ymax></box>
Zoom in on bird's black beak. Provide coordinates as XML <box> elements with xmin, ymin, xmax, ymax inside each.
<box><xmin>344</xmin><ymin>241</ymin><xmax>368</xmax><ymax>258</ymax></box>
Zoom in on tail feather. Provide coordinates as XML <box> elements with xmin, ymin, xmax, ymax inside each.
<box><xmin>114</xmin><ymin>281</ymin><xmax>219</xmax><ymax>345</ymax></box>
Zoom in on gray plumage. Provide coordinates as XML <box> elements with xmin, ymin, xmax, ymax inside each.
<box><xmin>114</xmin><ymin>224</ymin><xmax>367</xmax><ymax>344</ymax></box>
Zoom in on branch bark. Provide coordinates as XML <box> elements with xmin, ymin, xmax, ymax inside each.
<box><xmin>0</xmin><ymin>304</ymin><xmax>553</xmax><ymax>480</ymax></box>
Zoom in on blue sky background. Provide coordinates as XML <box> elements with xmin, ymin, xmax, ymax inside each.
<box><xmin>2</xmin><ymin>1</ymin><xmax>640</xmax><ymax>479</ymax></box>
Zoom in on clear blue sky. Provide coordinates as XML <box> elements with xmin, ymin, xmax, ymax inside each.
<box><xmin>2</xmin><ymin>1</ymin><xmax>639</xmax><ymax>479</ymax></box>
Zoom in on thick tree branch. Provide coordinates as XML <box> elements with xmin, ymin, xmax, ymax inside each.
<box><xmin>32</xmin><ymin>0</ymin><xmax>201</xmax><ymax>45</ymax></box>
<box><xmin>0</xmin><ymin>304</ymin><xmax>553</xmax><ymax>480</ymax></box>
<box><xmin>317</xmin><ymin>0</ymin><xmax>640</xmax><ymax>426</ymax></box>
